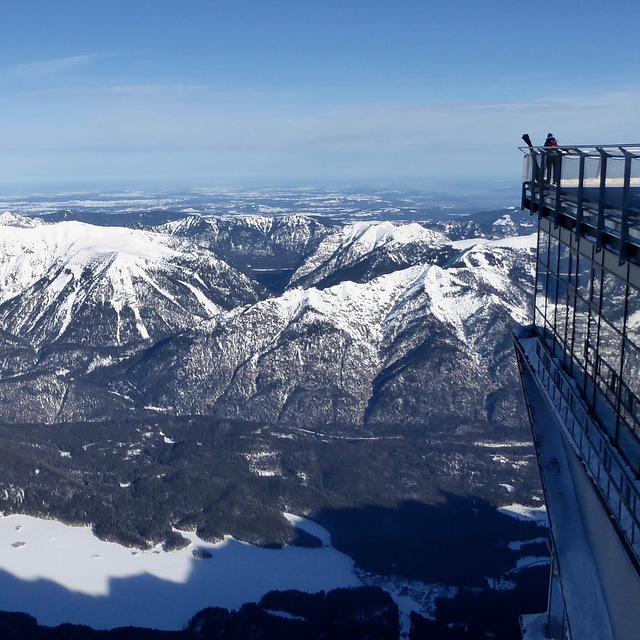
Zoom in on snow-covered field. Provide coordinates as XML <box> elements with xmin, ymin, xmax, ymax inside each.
<box><xmin>498</xmin><ymin>503</ymin><xmax>548</xmax><ymax>527</ymax></box>
<box><xmin>0</xmin><ymin>514</ymin><xmax>358</xmax><ymax>630</ymax></box>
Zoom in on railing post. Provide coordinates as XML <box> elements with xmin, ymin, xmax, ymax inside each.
<box><xmin>576</xmin><ymin>149</ymin><xmax>586</xmax><ymax>237</ymax></box>
<box><xmin>596</xmin><ymin>147</ymin><xmax>608</xmax><ymax>252</ymax></box>
<box><xmin>619</xmin><ymin>148</ymin><xmax>633</xmax><ymax>265</ymax></box>
<box><xmin>553</xmin><ymin>152</ymin><xmax>563</xmax><ymax>227</ymax></box>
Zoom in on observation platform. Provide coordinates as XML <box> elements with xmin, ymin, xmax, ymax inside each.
<box><xmin>517</xmin><ymin>143</ymin><xmax>640</xmax><ymax>639</ymax></box>
<box><xmin>520</xmin><ymin>144</ymin><xmax>640</xmax><ymax>265</ymax></box>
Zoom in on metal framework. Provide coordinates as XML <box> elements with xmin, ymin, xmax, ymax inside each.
<box><xmin>521</xmin><ymin>144</ymin><xmax>640</xmax><ymax>265</ymax></box>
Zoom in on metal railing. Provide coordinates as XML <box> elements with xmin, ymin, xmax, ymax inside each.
<box><xmin>520</xmin><ymin>144</ymin><xmax>640</xmax><ymax>264</ymax></box>
<box><xmin>514</xmin><ymin>331</ymin><xmax>640</xmax><ymax>569</ymax></box>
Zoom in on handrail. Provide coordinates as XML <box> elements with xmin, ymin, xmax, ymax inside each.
<box><xmin>520</xmin><ymin>143</ymin><xmax>640</xmax><ymax>265</ymax></box>
<box><xmin>520</xmin><ymin>144</ymin><xmax>640</xmax><ymax>156</ymax></box>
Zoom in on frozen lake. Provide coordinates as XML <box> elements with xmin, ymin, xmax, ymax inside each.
<box><xmin>0</xmin><ymin>513</ymin><xmax>359</xmax><ymax>630</ymax></box>
<box><xmin>0</xmin><ymin>505</ymin><xmax>547</xmax><ymax>632</ymax></box>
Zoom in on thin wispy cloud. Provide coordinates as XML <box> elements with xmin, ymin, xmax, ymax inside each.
<box><xmin>6</xmin><ymin>54</ymin><xmax>107</xmax><ymax>78</ymax></box>
<box><xmin>15</xmin><ymin>83</ymin><xmax>212</xmax><ymax>98</ymax></box>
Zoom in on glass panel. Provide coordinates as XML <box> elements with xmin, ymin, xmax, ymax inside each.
<box><xmin>576</xmin><ymin>253</ymin><xmax>592</xmax><ymax>303</ymax></box>
<box><xmin>584</xmin><ymin>154</ymin><xmax>601</xmax><ymax>181</ymax></box>
<box><xmin>622</xmin><ymin>341</ymin><xmax>640</xmax><ymax>403</ymax></box>
<box><xmin>546</xmin><ymin>273</ymin><xmax>559</xmax><ymax>329</ymax></box>
<box><xmin>553</xmin><ymin>335</ymin><xmax>566</xmax><ymax>361</ymax></box>
<box><xmin>535</xmin><ymin>270</ymin><xmax>548</xmax><ymax>329</ymax></box>
<box><xmin>625</xmin><ymin>284</ymin><xmax>640</xmax><ymax>351</ymax></box>
<box><xmin>558</xmin><ymin>242</ymin><xmax>570</xmax><ymax>281</ymax></box>
<box><xmin>591</xmin><ymin>267</ymin><xmax>602</xmax><ymax>306</ymax></box>
<box><xmin>572</xmin><ymin>297</ymin><xmax>589</xmax><ymax>371</ymax></box>
<box><xmin>598</xmin><ymin>319</ymin><xmax>623</xmax><ymax>374</ymax></box>
<box><xmin>544</xmin><ymin>321</ymin><xmax>555</xmax><ymax>353</ymax></box>
<box><xmin>534</xmin><ymin>305</ymin><xmax>545</xmax><ymax>332</ymax></box>
<box><xmin>586</xmin><ymin>315</ymin><xmax>599</xmax><ymax>380</ymax></box>
<box><xmin>596</xmin><ymin>355</ymin><xmax>618</xmax><ymax>407</ymax></box>
<box><xmin>537</xmin><ymin>230</ymin><xmax>549</xmax><ymax>268</ymax></box>
<box><xmin>555</xmin><ymin>282</ymin><xmax>568</xmax><ymax>350</ymax></box>
<box><xmin>565</xmin><ymin>295</ymin><xmax>575</xmax><ymax>366</ymax></box>
<box><xmin>601</xmin><ymin>270</ymin><xmax>626</xmax><ymax>332</ymax></box>
<box><xmin>605</xmin><ymin>156</ymin><xmax>625</xmax><ymax>187</ymax></box>
<box><xmin>560</xmin><ymin>152</ymin><xmax>580</xmax><ymax>185</ymax></box>
<box><xmin>619</xmin><ymin>395</ymin><xmax>640</xmax><ymax>441</ymax></box>
<box><xmin>548</xmin><ymin>235</ymin><xmax>560</xmax><ymax>275</ymax></box>
<box><xmin>569</xmin><ymin>250</ymin><xmax>578</xmax><ymax>288</ymax></box>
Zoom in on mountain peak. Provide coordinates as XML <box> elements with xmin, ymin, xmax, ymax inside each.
<box><xmin>0</xmin><ymin>211</ymin><xmax>41</xmax><ymax>228</ymax></box>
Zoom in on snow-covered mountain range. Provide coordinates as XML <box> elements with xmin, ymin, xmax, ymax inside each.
<box><xmin>0</xmin><ymin>209</ymin><xmax>535</xmax><ymax>429</ymax></box>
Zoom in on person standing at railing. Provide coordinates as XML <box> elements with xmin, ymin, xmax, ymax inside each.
<box><xmin>544</xmin><ymin>133</ymin><xmax>559</xmax><ymax>184</ymax></box>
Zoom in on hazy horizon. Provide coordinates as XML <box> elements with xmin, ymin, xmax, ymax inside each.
<box><xmin>2</xmin><ymin>1</ymin><xmax>637</xmax><ymax>190</ymax></box>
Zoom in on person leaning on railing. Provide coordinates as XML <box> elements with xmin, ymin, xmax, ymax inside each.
<box><xmin>544</xmin><ymin>133</ymin><xmax>559</xmax><ymax>184</ymax></box>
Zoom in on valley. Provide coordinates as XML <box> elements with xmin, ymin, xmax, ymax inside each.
<box><xmin>0</xmin><ymin>189</ymin><xmax>546</xmax><ymax>638</ymax></box>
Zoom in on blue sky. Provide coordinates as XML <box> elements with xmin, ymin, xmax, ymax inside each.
<box><xmin>1</xmin><ymin>0</ymin><xmax>638</xmax><ymax>191</ymax></box>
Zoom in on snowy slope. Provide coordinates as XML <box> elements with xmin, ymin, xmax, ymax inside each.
<box><xmin>0</xmin><ymin>216</ymin><xmax>266</xmax><ymax>347</ymax></box>
<box><xmin>288</xmin><ymin>220</ymin><xmax>452</xmax><ymax>289</ymax></box>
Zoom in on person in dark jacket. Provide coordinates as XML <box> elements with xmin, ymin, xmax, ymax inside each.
<box><xmin>544</xmin><ymin>133</ymin><xmax>559</xmax><ymax>184</ymax></box>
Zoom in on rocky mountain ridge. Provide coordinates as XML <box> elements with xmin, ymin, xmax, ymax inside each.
<box><xmin>0</xmin><ymin>211</ymin><xmax>535</xmax><ymax>429</ymax></box>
